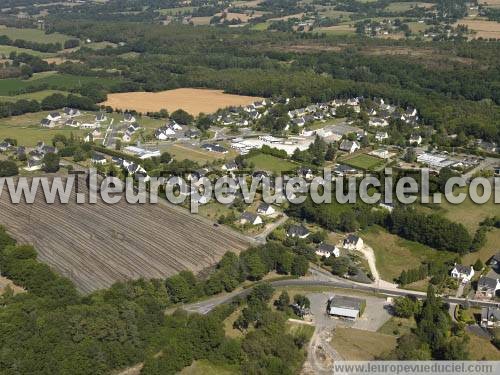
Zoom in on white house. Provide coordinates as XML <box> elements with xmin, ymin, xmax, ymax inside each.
<box><xmin>256</xmin><ymin>202</ymin><xmax>275</xmax><ymax>216</ymax></box>
<box><xmin>47</xmin><ymin>112</ymin><xmax>61</xmax><ymax>122</ymax></box>
<box><xmin>155</xmin><ymin>126</ymin><xmax>176</xmax><ymax>140</ymax></box>
<box><xmin>375</xmin><ymin>132</ymin><xmax>389</xmax><ymax>142</ymax></box>
<box><xmin>450</xmin><ymin>264</ymin><xmax>475</xmax><ymax>283</ymax></box>
<box><xmin>91</xmin><ymin>153</ymin><xmax>107</xmax><ymax>165</ymax></box>
<box><xmin>239</xmin><ymin>212</ymin><xmax>263</xmax><ymax>226</ymax></box>
<box><xmin>40</xmin><ymin>118</ymin><xmax>56</xmax><ymax>128</ymax></box>
<box><xmin>410</xmin><ymin>135</ymin><xmax>422</xmax><ymax>145</ymax></box>
<box><xmin>123</xmin><ymin>113</ymin><xmax>136</xmax><ymax>123</ymax></box>
<box><xmin>475</xmin><ymin>276</ymin><xmax>500</xmax><ymax>299</ymax></box>
<box><xmin>222</xmin><ymin>161</ymin><xmax>238</xmax><ymax>172</ymax></box>
<box><xmin>343</xmin><ymin>234</ymin><xmax>364</xmax><ymax>250</ymax></box>
<box><xmin>63</xmin><ymin>107</ymin><xmax>81</xmax><ymax>118</ymax></box>
<box><xmin>24</xmin><ymin>157</ymin><xmax>43</xmax><ymax>171</ymax></box>
<box><xmin>316</xmin><ymin>243</ymin><xmax>340</xmax><ymax>258</ymax></box>
<box><xmin>369</xmin><ymin>118</ymin><xmax>389</xmax><ymax>128</ymax></box>
<box><xmin>339</xmin><ymin>140</ymin><xmax>360</xmax><ymax>154</ymax></box>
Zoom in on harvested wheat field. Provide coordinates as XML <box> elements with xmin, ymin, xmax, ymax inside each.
<box><xmin>455</xmin><ymin>19</ymin><xmax>500</xmax><ymax>39</ymax></box>
<box><xmin>102</xmin><ymin>88</ymin><xmax>262</xmax><ymax>116</ymax></box>
<box><xmin>0</xmin><ymin>177</ymin><xmax>250</xmax><ymax>293</ymax></box>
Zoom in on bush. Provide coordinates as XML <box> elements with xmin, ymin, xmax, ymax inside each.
<box><xmin>0</xmin><ymin>160</ymin><xmax>18</xmax><ymax>177</ymax></box>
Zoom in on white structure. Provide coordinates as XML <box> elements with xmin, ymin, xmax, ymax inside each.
<box><xmin>316</xmin><ymin>243</ymin><xmax>340</xmax><ymax>258</ymax></box>
<box><xmin>450</xmin><ymin>264</ymin><xmax>475</xmax><ymax>283</ymax></box>
<box><xmin>375</xmin><ymin>132</ymin><xmax>388</xmax><ymax>142</ymax></box>
<box><xmin>240</xmin><ymin>212</ymin><xmax>263</xmax><ymax>226</ymax></box>
<box><xmin>343</xmin><ymin>234</ymin><xmax>364</xmax><ymax>250</ymax></box>
<box><xmin>339</xmin><ymin>140</ymin><xmax>360</xmax><ymax>154</ymax></box>
<box><xmin>327</xmin><ymin>295</ymin><xmax>364</xmax><ymax>320</ymax></box>
<box><xmin>257</xmin><ymin>202</ymin><xmax>275</xmax><ymax>216</ymax></box>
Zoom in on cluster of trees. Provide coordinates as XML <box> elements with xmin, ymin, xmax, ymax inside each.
<box><xmin>390</xmin><ymin>286</ymin><xmax>469</xmax><ymax>360</ymax></box>
<box><xmin>387</xmin><ymin>207</ymin><xmax>472</xmax><ymax>253</ymax></box>
<box><xmin>0</xmin><ymin>35</ymin><xmax>62</xmax><ymax>53</ymax></box>
<box><xmin>0</xmin><ymin>160</ymin><xmax>19</xmax><ymax>177</ymax></box>
<box><xmin>398</xmin><ymin>261</ymin><xmax>454</xmax><ymax>286</ymax></box>
<box><xmin>292</xmin><ymin>135</ymin><xmax>336</xmax><ymax>166</ymax></box>
<box><xmin>164</xmin><ymin>242</ymin><xmax>309</xmax><ymax>303</ymax></box>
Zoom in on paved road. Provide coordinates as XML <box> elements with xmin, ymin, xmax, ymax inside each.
<box><xmin>181</xmin><ymin>276</ymin><xmax>500</xmax><ymax>315</ymax></box>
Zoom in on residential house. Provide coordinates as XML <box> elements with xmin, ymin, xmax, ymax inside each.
<box><xmin>155</xmin><ymin>126</ymin><xmax>176</xmax><ymax>140</ymax></box>
<box><xmin>327</xmin><ymin>295</ymin><xmax>365</xmax><ymax>320</ymax></box>
<box><xmin>253</xmin><ymin>99</ymin><xmax>266</xmax><ymax>109</ymax></box>
<box><xmin>333</xmin><ymin>164</ymin><xmax>359</xmax><ymax>177</ymax></box>
<box><xmin>239</xmin><ymin>212</ymin><xmax>263</xmax><ymax>226</ymax></box>
<box><xmin>291</xmin><ymin>117</ymin><xmax>306</xmax><ymax>127</ymax></box>
<box><xmin>25</xmin><ymin>157</ymin><xmax>43</xmax><ymax>171</ymax></box>
<box><xmin>375</xmin><ymin>132</ymin><xmax>389</xmax><ymax>142</ymax></box>
<box><xmin>184</xmin><ymin>129</ymin><xmax>200</xmax><ymax>138</ymax></box>
<box><xmin>343</xmin><ymin>234</ymin><xmax>364</xmax><ymax>250</ymax></box>
<box><xmin>488</xmin><ymin>252</ymin><xmax>500</xmax><ymax>272</ymax></box>
<box><xmin>201</xmin><ymin>143</ymin><xmax>227</xmax><ymax>153</ymax></box>
<box><xmin>65</xmin><ymin>119</ymin><xmax>80</xmax><ymax>128</ymax></box>
<box><xmin>475</xmin><ymin>276</ymin><xmax>500</xmax><ymax>299</ymax></box>
<box><xmin>297</xmin><ymin>167</ymin><xmax>313</xmax><ymax>180</ymax></box>
<box><xmin>222</xmin><ymin>161</ymin><xmax>238</xmax><ymax>172</ymax></box>
<box><xmin>287</xmin><ymin>225</ymin><xmax>310</xmax><ymax>239</ymax></box>
<box><xmin>63</xmin><ymin>107</ymin><xmax>81</xmax><ymax>118</ymax></box>
<box><xmin>91</xmin><ymin>153</ymin><xmax>107</xmax><ymax>165</ymax></box>
<box><xmin>47</xmin><ymin>112</ymin><xmax>61</xmax><ymax>122</ymax></box>
<box><xmin>40</xmin><ymin>118</ymin><xmax>56</xmax><ymax>128</ymax></box>
<box><xmin>410</xmin><ymin>135</ymin><xmax>422</xmax><ymax>145</ymax></box>
<box><xmin>0</xmin><ymin>141</ymin><xmax>12</xmax><ymax>152</ymax></box>
<box><xmin>95</xmin><ymin>113</ymin><xmax>107</xmax><ymax>122</ymax></box>
<box><xmin>256</xmin><ymin>202</ymin><xmax>275</xmax><ymax>216</ymax></box>
<box><xmin>450</xmin><ymin>264</ymin><xmax>474</xmax><ymax>283</ymax></box>
<box><xmin>123</xmin><ymin>113</ymin><xmax>136</xmax><ymax>123</ymax></box>
<box><xmin>316</xmin><ymin>243</ymin><xmax>340</xmax><ymax>258</ymax></box>
<box><xmin>339</xmin><ymin>140</ymin><xmax>360</xmax><ymax>154</ymax></box>
<box><xmin>480</xmin><ymin>307</ymin><xmax>500</xmax><ymax>328</ymax></box>
<box><xmin>369</xmin><ymin>118</ymin><xmax>389</xmax><ymax>127</ymax></box>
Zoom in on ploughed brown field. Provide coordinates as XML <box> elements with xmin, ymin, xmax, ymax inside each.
<box><xmin>0</xmin><ymin>177</ymin><xmax>250</xmax><ymax>293</ymax></box>
<box><xmin>102</xmin><ymin>88</ymin><xmax>262</xmax><ymax>116</ymax></box>
<box><xmin>455</xmin><ymin>19</ymin><xmax>500</xmax><ymax>39</ymax></box>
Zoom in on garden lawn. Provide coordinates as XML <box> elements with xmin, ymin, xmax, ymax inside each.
<box><xmin>246</xmin><ymin>153</ymin><xmax>296</xmax><ymax>174</ymax></box>
<box><xmin>342</xmin><ymin>153</ymin><xmax>385</xmax><ymax>171</ymax></box>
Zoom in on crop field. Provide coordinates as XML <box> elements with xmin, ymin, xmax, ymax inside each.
<box><xmin>454</xmin><ymin>19</ymin><xmax>500</xmax><ymax>39</ymax></box>
<box><xmin>0</xmin><ymin>26</ymin><xmax>71</xmax><ymax>44</ymax></box>
<box><xmin>102</xmin><ymin>88</ymin><xmax>262</xmax><ymax>115</ymax></box>
<box><xmin>342</xmin><ymin>153</ymin><xmax>385</xmax><ymax>170</ymax></box>
<box><xmin>0</xmin><ymin>179</ymin><xmax>250</xmax><ymax>293</ymax></box>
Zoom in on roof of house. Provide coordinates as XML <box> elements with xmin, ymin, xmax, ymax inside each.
<box><xmin>96</xmin><ymin>113</ymin><xmax>106</xmax><ymax>120</ymax></box>
<box><xmin>344</xmin><ymin>234</ymin><xmax>361</xmax><ymax>245</ymax></box>
<box><xmin>339</xmin><ymin>140</ymin><xmax>359</xmax><ymax>151</ymax></box>
<box><xmin>317</xmin><ymin>243</ymin><xmax>338</xmax><ymax>254</ymax></box>
<box><xmin>40</xmin><ymin>118</ymin><xmax>51</xmax><ymax>125</ymax></box>
<box><xmin>287</xmin><ymin>224</ymin><xmax>309</xmax><ymax>237</ymax></box>
<box><xmin>241</xmin><ymin>212</ymin><xmax>259</xmax><ymax>223</ymax></box>
<box><xmin>452</xmin><ymin>264</ymin><xmax>472</xmax><ymax>275</ymax></box>
<box><xmin>482</xmin><ymin>307</ymin><xmax>500</xmax><ymax>322</ymax></box>
<box><xmin>257</xmin><ymin>202</ymin><xmax>272</xmax><ymax>212</ymax></box>
<box><xmin>224</xmin><ymin>161</ymin><xmax>238</xmax><ymax>169</ymax></box>
<box><xmin>478</xmin><ymin>276</ymin><xmax>499</xmax><ymax>290</ymax></box>
<box><xmin>92</xmin><ymin>153</ymin><xmax>106</xmax><ymax>161</ymax></box>
<box><xmin>49</xmin><ymin>112</ymin><xmax>60</xmax><ymax>117</ymax></box>
<box><xmin>490</xmin><ymin>252</ymin><xmax>500</xmax><ymax>264</ymax></box>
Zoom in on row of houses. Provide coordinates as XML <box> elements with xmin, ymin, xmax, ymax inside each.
<box><xmin>451</xmin><ymin>254</ymin><xmax>500</xmax><ymax>300</ymax></box>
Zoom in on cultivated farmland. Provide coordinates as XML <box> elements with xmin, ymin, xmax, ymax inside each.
<box><xmin>0</xmin><ymin>177</ymin><xmax>250</xmax><ymax>293</ymax></box>
<box><xmin>102</xmin><ymin>88</ymin><xmax>262</xmax><ymax>115</ymax></box>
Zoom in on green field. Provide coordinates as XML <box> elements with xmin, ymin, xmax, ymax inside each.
<box><xmin>0</xmin><ymin>89</ymin><xmax>71</xmax><ymax>102</ymax></box>
<box><xmin>342</xmin><ymin>153</ymin><xmax>385</xmax><ymax>171</ymax></box>
<box><xmin>0</xmin><ymin>45</ymin><xmax>55</xmax><ymax>58</ymax></box>
<box><xmin>360</xmin><ymin>225</ymin><xmax>456</xmax><ymax>282</ymax></box>
<box><xmin>0</xmin><ymin>124</ymin><xmax>86</xmax><ymax>147</ymax></box>
<box><xmin>385</xmin><ymin>2</ymin><xmax>433</xmax><ymax>12</ymax></box>
<box><xmin>0</xmin><ymin>73</ymin><xmax>122</xmax><ymax>96</ymax></box>
<box><xmin>246</xmin><ymin>153</ymin><xmax>296</xmax><ymax>173</ymax></box>
<box><xmin>331</xmin><ymin>327</ymin><xmax>397</xmax><ymax>360</ymax></box>
<box><xmin>180</xmin><ymin>360</ymin><xmax>239</xmax><ymax>375</ymax></box>
<box><xmin>0</xmin><ymin>26</ymin><xmax>72</xmax><ymax>44</ymax></box>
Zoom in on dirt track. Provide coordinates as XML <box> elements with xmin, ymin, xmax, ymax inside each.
<box><xmin>0</xmin><ymin>177</ymin><xmax>250</xmax><ymax>293</ymax></box>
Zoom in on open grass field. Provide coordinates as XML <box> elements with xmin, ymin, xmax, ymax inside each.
<box><xmin>467</xmin><ymin>334</ymin><xmax>500</xmax><ymax>360</ymax></box>
<box><xmin>0</xmin><ymin>73</ymin><xmax>121</xmax><ymax>96</ymax></box>
<box><xmin>180</xmin><ymin>360</ymin><xmax>239</xmax><ymax>375</ymax></box>
<box><xmin>0</xmin><ymin>44</ymin><xmax>55</xmax><ymax>58</ymax></box>
<box><xmin>246</xmin><ymin>153</ymin><xmax>296</xmax><ymax>174</ymax></box>
<box><xmin>454</xmin><ymin>19</ymin><xmax>500</xmax><ymax>39</ymax></box>
<box><xmin>102</xmin><ymin>88</ymin><xmax>262</xmax><ymax>116</ymax></box>
<box><xmin>384</xmin><ymin>2</ymin><xmax>434</xmax><ymax>12</ymax></box>
<box><xmin>360</xmin><ymin>225</ymin><xmax>456</xmax><ymax>282</ymax></box>
<box><xmin>331</xmin><ymin>327</ymin><xmax>397</xmax><ymax>360</ymax></box>
<box><xmin>317</xmin><ymin>24</ymin><xmax>356</xmax><ymax>35</ymax></box>
<box><xmin>162</xmin><ymin>143</ymin><xmax>231</xmax><ymax>163</ymax></box>
<box><xmin>378</xmin><ymin>316</ymin><xmax>416</xmax><ymax>337</ymax></box>
<box><xmin>0</xmin><ymin>89</ymin><xmax>70</xmax><ymax>102</ymax></box>
<box><xmin>462</xmin><ymin>228</ymin><xmax>500</xmax><ymax>265</ymax></box>
<box><xmin>0</xmin><ymin>26</ymin><xmax>71</xmax><ymax>44</ymax></box>
<box><xmin>342</xmin><ymin>153</ymin><xmax>385</xmax><ymax>171</ymax></box>
<box><xmin>0</xmin><ymin>179</ymin><xmax>250</xmax><ymax>293</ymax></box>
<box><xmin>0</xmin><ymin>124</ymin><xmax>86</xmax><ymax>147</ymax></box>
